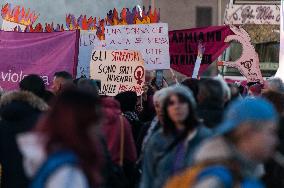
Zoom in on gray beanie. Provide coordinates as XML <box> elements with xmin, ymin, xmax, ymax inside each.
<box><xmin>153</xmin><ymin>87</ymin><xmax>172</xmax><ymax>106</ymax></box>
<box><xmin>163</xmin><ymin>84</ymin><xmax>197</xmax><ymax>109</ymax></box>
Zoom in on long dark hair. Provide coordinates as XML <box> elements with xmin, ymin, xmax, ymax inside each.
<box><xmin>35</xmin><ymin>88</ymin><xmax>103</xmax><ymax>187</ymax></box>
<box><xmin>154</xmin><ymin>92</ymin><xmax>200</xmax><ymax>174</ymax></box>
<box><xmin>162</xmin><ymin>93</ymin><xmax>199</xmax><ymax>136</ymax></box>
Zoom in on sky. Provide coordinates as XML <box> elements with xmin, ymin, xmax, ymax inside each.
<box><xmin>0</xmin><ymin>0</ymin><xmax>142</xmax><ymax>26</ymax></box>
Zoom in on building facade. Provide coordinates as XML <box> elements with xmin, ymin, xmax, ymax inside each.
<box><xmin>143</xmin><ymin>0</ymin><xmax>229</xmax><ymax>30</ymax></box>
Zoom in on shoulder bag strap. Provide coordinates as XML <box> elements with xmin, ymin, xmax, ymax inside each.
<box><xmin>119</xmin><ymin>115</ymin><xmax>125</xmax><ymax>167</ymax></box>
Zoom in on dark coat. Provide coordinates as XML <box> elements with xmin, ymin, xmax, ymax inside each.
<box><xmin>197</xmin><ymin>100</ymin><xmax>224</xmax><ymax>129</ymax></box>
<box><xmin>0</xmin><ymin>91</ymin><xmax>48</xmax><ymax>188</ymax></box>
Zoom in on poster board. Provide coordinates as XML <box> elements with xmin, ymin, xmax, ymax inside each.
<box><xmin>77</xmin><ymin>30</ymin><xmax>102</xmax><ymax>78</ymax></box>
<box><xmin>104</xmin><ymin>23</ymin><xmax>170</xmax><ymax>70</ymax></box>
<box><xmin>90</xmin><ymin>50</ymin><xmax>145</xmax><ymax>96</ymax></box>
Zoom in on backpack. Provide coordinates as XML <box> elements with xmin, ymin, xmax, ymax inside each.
<box><xmin>30</xmin><ymin>150</ymin><xmax>89</xmax><ymax>188</ymax></box>
<box><xmin>164</xmin><ymin>160</ymin><xmax>265</xmax><ymax>188</ymax></box>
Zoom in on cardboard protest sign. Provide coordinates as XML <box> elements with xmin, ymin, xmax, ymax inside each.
<box><xmin>104</xmin><ymin>23</ymin><xmax>170</xmax><ymax>70</ymax></box>
<box><xmin>77</xmin><ymin>30</ymin><xmax>102</xmax><ymax>78</ymax></box>
<box><xmin>0</xmin><ymin>30</ymin><xmax>79</xmax><ymax>90</ymax></box>
<box><xmin>169</xmin><ymin>26</ymin><xmax>233</xmax><ymax>77</ymax></box>
<box><xmin>90</xmin><ymin>50</ymin><xmax>145</xmax><ymax>96</ymax></box>
<box><xmin>219</xmin><ymin>26</ymin><xmax>263</xmax><ymax>83</ymax></box>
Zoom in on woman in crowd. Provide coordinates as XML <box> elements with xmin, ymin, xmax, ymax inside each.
<box><xmin>192</xmin><ymin>98</ymin><xmax>278</xmax><ymax>188</ymax></box>
<box><xmin>164</xmin><ymin>98</ymin><xmax>278</xmax><ymax>188</ymax></box>
<box><xmin>18</xmin><ymin>89</ymin><xmax>104</xmax><ymax>188</ymax></box>
<box><xmin>140</xmin><ymin>85</ymin><xmax>211</xmax><ymax>188</ymax></box>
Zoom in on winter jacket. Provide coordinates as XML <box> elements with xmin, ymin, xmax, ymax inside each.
<box><xmin>193</xmin><ymin>137</ymin><xmax>265</xmax><ymax>188</ymax></box>
<box><xmin>140</xmin><ymin>126</ymin><xmax>211</xmax><ymax>188</ymax></box>
<box><xmin>0</xmin><ymin>91</ymin><xmax>48</xmax><ymax>188</ymax></box>
<box><xmin>17</xmin><ymin>133</ymin><xmax>89</xmax><ymax>188</ymax></box>
<box><xmin>101</xmin><ymin>98</ymin><xmax>137</xmax><ymax>165</ymax></box>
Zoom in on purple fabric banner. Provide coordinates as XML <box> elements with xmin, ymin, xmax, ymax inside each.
<box><xmin>0</xmin><ymin>30</ymin><xmax>80</xmax><ymax>90</ymax></box>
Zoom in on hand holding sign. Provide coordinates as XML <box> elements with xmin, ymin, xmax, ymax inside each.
<box><xmin>219</xmin><ymin>26</ymin><xmax>263</xmax><ymax>83</ymax></box>
<box><xmin>197</xmin><ymin>41</ymin><xmax>206</xmax><ymax>58</ymax></box>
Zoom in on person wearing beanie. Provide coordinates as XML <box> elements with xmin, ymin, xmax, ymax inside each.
<box><xmin>140</xmin><ymin>85</ymin><xmax>211</xmax><ymax>188</ymax></box>
<box><xmin>188</xmin><ymin>98</ymin><xmax>278</xmax><ymax>188</ymax></box>
<box><xmin>141</xmin><ymin>87</ymin><xmax>173</xmax><ymax>151</ymax></box>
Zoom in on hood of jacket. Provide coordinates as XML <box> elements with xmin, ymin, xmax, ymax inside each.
<box><xmin>0</xmin><ymin>91</ymin><xmax>49</xmax><ymax>121</ymax></box>
<box><xmin>101</xmin><ymin>97</ymin><xmax>121</xmax><ymax>124</ymax></box>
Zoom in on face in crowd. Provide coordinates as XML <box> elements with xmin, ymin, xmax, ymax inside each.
<box><xmin>166</xmin><ymin>94</ymin><xmax>190</xmax><ymax>131</ymax></box>
<box><xmin>235</xmin><ymin>121</ymin><xmax>278</xmax><ymax>162</ymax></box>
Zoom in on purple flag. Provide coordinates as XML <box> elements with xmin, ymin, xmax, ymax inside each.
<box><xmin>0</xmin><ymin>30</ymin><xmax>80</xmax><ymax>90</ymax></box>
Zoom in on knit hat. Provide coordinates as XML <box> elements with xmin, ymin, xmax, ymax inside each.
<box><xmin>215</xmin><ymin>98</ymin><xmax>278</xmax><ymax>135</ymax></box>
<box><xmin>153</xmin><ymin>87</ymin><xmax>173</xmax><ymax>106</ymax></box>
<box><xmin>163</xmin><ymin>84</ymin><xmax>196</xmax><ymax>109</ymax></box>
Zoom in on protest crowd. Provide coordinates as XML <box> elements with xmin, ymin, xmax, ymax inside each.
<box><xmin>0</xmin><ymin>1</ymin><xmax>284</xmax><ymax>188</ymax></box>
<box><xmin>0</xmin><ymin>71</ymin><xmax>283</xmax><ymax>188</ymax></box>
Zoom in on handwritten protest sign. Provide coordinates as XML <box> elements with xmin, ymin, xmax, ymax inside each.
<box><xmin>169</xmin><ymin>26</ymin><xmax>233</xmax><ymax>77</ymax></box>
<box><xmin>104</xmin><ymin>23</ymin><xmax>170</xmax><ymax>70</ymax></box>
<box><xmin>77</xmin><ymin>30</ymin><xmax>103</xmax><ymax>78</ymax></box>
<box><xmin>90</xmin><ymin>50</ymin><xmax>145</xmax><ymax>96</ymax></box>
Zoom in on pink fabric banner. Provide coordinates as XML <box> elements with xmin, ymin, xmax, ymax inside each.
<box><xmin>0</xmin><ymin>30</ymin><xmax>80</xmax><ymax>90</ymax></box>
<box><xmin>169</xmin><ymin>26</ymin><xmax>233</xmax><ymax>77</ymax></box>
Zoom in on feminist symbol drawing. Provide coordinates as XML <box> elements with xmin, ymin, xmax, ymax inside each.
<box><xmin>134</xmin><ymin>66</ymin><xmax>145</xmax><ymax>85</ymax></box>
<box><xmin>218</xmin><ymin>25</ymin><xmax>263</xmax><ymax>83</ymax></box>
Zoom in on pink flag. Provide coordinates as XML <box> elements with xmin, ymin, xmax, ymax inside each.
<box><xmin>0</xmin><ymin>30</ymin><xmax>79</xmax><ymax>90</ymax></box>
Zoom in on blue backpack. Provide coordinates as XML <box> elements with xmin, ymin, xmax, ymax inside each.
<box><xmin>30</xmin><ymin>150</ymin><xmax>88</xmax><ymax>188</ymax></box>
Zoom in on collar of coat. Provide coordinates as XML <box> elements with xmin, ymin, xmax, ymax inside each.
<box><xmin>0</xmin><ymin>91</ymin><xmax>49</xmax><ymax>112</ymax></box>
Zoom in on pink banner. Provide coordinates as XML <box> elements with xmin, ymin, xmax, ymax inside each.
<box><xmin>169</xmin><ymin>26</ymin><xmax>233</xmax><ymax>77</ymax></box>
<box><xmin>0</xmin><ymin>30</ymin><xmax>79</xmax><ymax>90</ymax></box>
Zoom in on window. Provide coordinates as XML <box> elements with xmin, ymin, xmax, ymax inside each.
<box><xmin>196</xmin><ymin>7</ymin><xmax>212</xmax><ymax>27</ymax></box>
